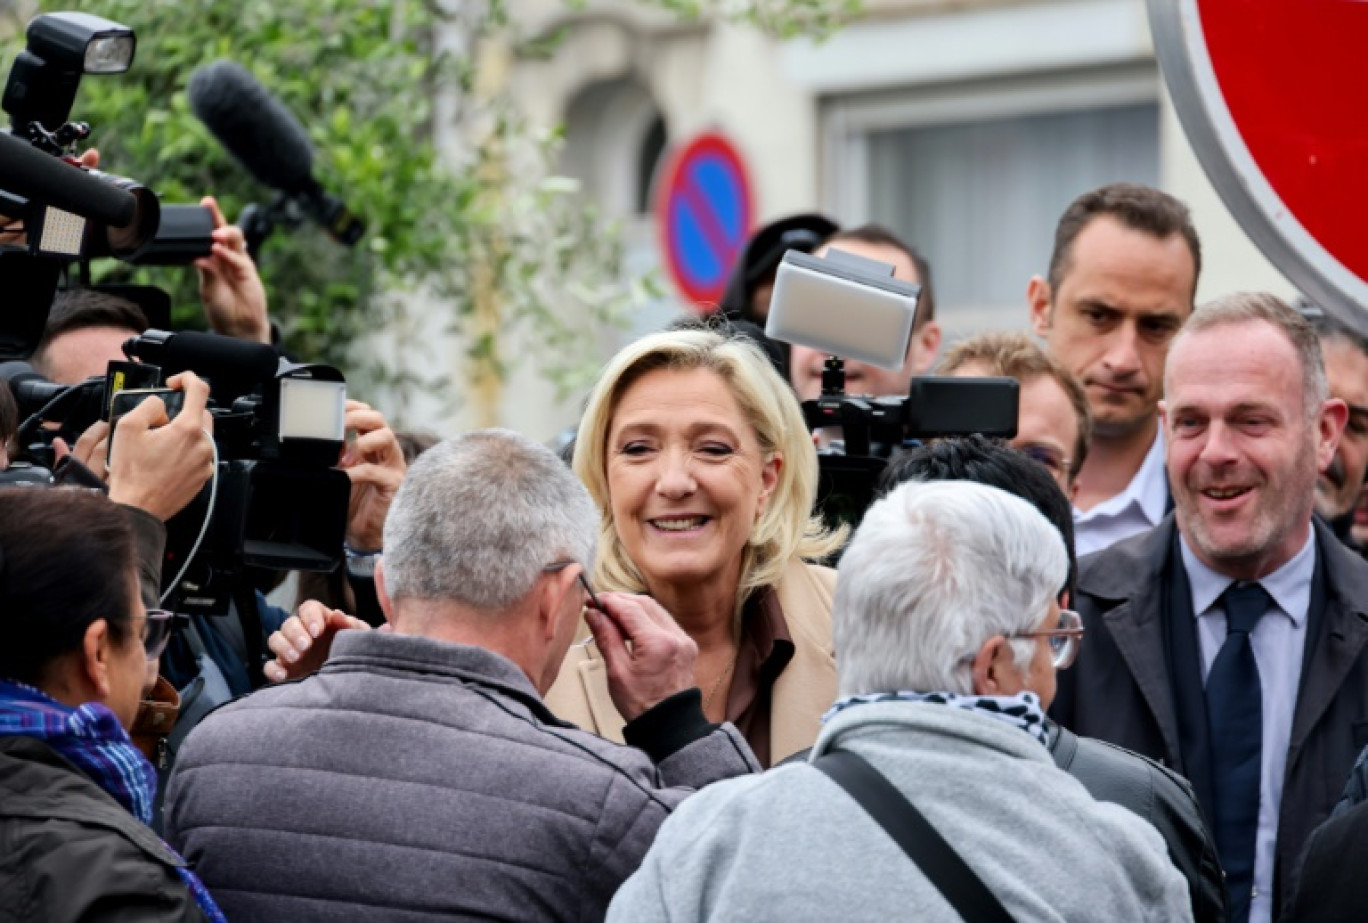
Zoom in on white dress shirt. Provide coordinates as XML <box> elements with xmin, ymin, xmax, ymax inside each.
<box><xmin>1181</xmin><ymin>527</ymin><xmax>1315</xmax><ymax>923</ymax></box>
<box><xmin>1074</xmin><ymin>428</ymin><xmax>1169</xmax><ymax>558</ymax></box>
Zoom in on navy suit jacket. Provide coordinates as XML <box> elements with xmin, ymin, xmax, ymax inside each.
<box><xmin>1052</xmin><ymin>515</ymin><xmax>1368</xmax><ymax>910</ymax></box>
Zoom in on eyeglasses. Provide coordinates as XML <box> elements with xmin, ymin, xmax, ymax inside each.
<box><xmin>1017</xmin><ymin>444</ymin><xmax>1073</xmax><ymax>480</ymax></box>
<box><xmin>134</xmin><ymin>609</ymin><xmax>188</xmax><ymax>660</ymax></box>
<box><xmin>1002</xmin><ymin>608</ymin><xmax>1085</xmax><ymax>669</ymax></box>
<box><xmin>543</xmin><ymin>561</ymin><xmax>602</xmax><ymax>612</ymax></box>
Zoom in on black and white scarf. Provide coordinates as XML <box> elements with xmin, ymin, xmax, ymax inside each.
<box><xmin>822</xmin><ymin>690</ymin><xmax>1049</xmax><ymax>749</ymax></box>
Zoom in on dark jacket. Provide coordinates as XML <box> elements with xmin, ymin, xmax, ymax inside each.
<box><xmin>1328</xmin><ymin>742</ymin><xmax>1368</xmax><ymax>816</ymax></box>
<box><xmin>1048</xmin><ymin>722</ymin><xmax>1227</xmax><ymax>922</ymax></box>
<box><xmin>1280</xmin><ymin>799</ymin><xmax>1368</xmax><ymax>923</ymax></box>
<box><xmin>0</xmin><ymin>736</ymin><xmax>206</xmax><ymax>922</ymax></box>
<box><xmin>166</xmin><ymin>630</ymin><xmax>760</xmax><ymax>922</ymax></box>
<box><xmin>1053</xmin><ymin>515</ymin><xmax>1368</xmax><ymax>910</ymax></box>
<box><xmin>1281</xmin><ymin>744</ymin><xmax>1368</xmax><ymax>922</ymax></box>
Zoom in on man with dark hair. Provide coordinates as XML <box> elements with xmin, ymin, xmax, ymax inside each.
<box><xmin>878</xmin><ymin>435</ymin><xmax>1226</xmax><ymax>921</ymax></box>
<box><xmin>719</xmin><ymin>213</ymin><xmax>839</xmax><ymax>325</ymax></box>
<box><xmin>789</xmin><ymin>224</ymin><xmax>942</xmax><ymax>402</ymax></box>
<box><xmin>1029</xmin><ymin>183</ymin><xmax>1201</xmax><ymax>556</ymax></box>
<box><xmin>30</xmin><ymin>289</ymin><xmax>150</xmax><ymax>384</ymax></box>
<box><xmin>717</xmin><ymin>213</ymin><xmax>840</xmax><ymax>383</ymax></box>
<box><xmin>1054</xmin><ymin>294</ymin><xmax>1368</xmax><ymax>923</ymax></box>
<box><xmin>1300</xmin><ymin>302</ymin><xmax>1368</xmax><ymax>544</ymax></box>
<box><xmin>938</xmin><ymin>331</ymin><xmax>1092</xmax><ymax>498</ymax></box>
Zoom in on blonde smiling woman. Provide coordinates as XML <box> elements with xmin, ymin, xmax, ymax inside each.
<box><xmin>544</xmin><ymin>329</ymin><xmax>844</xmax><ymax>766</ymax></box>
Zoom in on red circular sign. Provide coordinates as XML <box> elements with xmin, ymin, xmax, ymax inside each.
<box><xmin>655</xmin><ymin>132</ymin><xmax>755</xmax><ymax>308</ymax></box>
<box><xmin>1202</xmin><ymin>0</ymin><xmax>1368</xmax><ymax>280</ymax></box>
<box><xmin>1150</xmin><ymin>0</ymin><xmax>1368</xmax><ymax>321</ymax></box>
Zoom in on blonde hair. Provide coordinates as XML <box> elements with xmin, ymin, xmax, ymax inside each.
<box><xmin>573</xmin><ymin>329</ymin><xmax>844</xmax><ymax>613</ymax></box>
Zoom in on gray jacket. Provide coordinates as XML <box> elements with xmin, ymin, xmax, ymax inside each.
<box><xmin>609</xmin><ymin>701</ymin><xmax>1193</xmax><ymax>922</ymax></box>
<box><xmin>165</xmin><ymin>630</ymin><xmax>759</xmax><ymax>922</ymax></box>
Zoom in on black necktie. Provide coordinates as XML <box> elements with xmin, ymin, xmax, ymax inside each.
<box><xmin>1207</xmin><ymin>581</ymin><xmax>1269</xmax><ymax>923</ymax></box>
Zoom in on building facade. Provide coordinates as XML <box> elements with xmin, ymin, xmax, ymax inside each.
<box><xmin>491</xmin><ymin>0</ymin><xmax>1293</xmax><ymax>438</ymax></box>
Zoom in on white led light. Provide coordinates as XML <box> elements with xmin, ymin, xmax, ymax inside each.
<box><xmin>278</xmin><ymin>378</ymin><xmax>346</xmax><ymax>441</ymax></box>
<box><xmin>83</xmin><ymin>35</ymin><xmax>134</xmax><ymax>74</ymax></box>
<box><xmin>37</xmin><ymin>207</ymin><xmax>87</xmax><ymax>256</ymax></box>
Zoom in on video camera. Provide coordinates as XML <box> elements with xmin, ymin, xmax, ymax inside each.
<box><xmin>0</xmin><ymin>12</ymin><xmax>215</xmax><ymax>360</ymax></box>
<box><xmin>121</xmin><ymin>330</ymin><xmax>351</xmax><ymax>615</ymax></box>
<box><xmin>0</xmin><ymin>352</ymin><xmax>160</xmax><ymax>468</ymax></box>
<box><xmin>1</xmin><ymin>329</ymin><xmax>350</xmax><ymax>613</ymax></box>
<box><xmin>766</xmin><ymin>247</ymin><xmax>1019</xmax><ymax>529</ymax></box>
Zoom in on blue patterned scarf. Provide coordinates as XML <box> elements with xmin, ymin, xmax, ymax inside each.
<box><xmin>0</xmin><ymin>680</ymin><xmax>227</xmax><ymax>922</ymax></box>
<box><xmin>823</xmin><ymin>689</ymin><xmax>1050</xmax><ymax>748</ymax></box>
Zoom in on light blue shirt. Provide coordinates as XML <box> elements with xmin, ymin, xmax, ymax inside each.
<box><xmin>1180</xmin><ymin>527</ymin><xmax>1315</xmax><ymax>923</ymax></box>
<box><xmin>1074</xmin><ymin>428</ymin><xmax>1169</xmax><ymax>558</ymax></box>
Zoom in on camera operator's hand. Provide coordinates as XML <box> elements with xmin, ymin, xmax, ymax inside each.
<box><xmin>196</xmin><ymin>196</ymin><xmax>271</xmax><ymax>345</ymax></box>
<box><xmin>586</xmin><ymin>592</ymin><xmax>699</xmax><ymax>722</ymax></box>
<box><xmin>106</xmin><ymin>373</ymin><xmax>215</xmax><ymax>522</ymax></box>
<box><xmin>341</xmin><ymin>400</ymin><xmax>407</xmax><ymax>553</ymax></box>
<box><xmin>54</xmin><ymin>420</ymin><xmax>112</xmax><ymax>484</ymax></box>
<box><xmin>263</xmin><ymin>600</ymin><xmax>371</xmax><ymax>683</ymax></box>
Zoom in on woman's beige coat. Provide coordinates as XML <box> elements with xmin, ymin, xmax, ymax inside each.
<box><xmin>543</xmin><ymin>560</ymin><xmax>837</xmax><ymax>764</ymax></box>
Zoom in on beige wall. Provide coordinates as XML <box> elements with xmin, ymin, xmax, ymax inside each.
<box><xmin>417</xmin><ymin>0</ymin><xmax>1294</xmax><ymax>440</ymax></box>
<box><xmin>1158</xmin><ymin>93</ymin><xmax>1296</xmax><ymax>305</ymax></box>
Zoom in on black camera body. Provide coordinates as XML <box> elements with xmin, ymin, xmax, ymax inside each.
<box><xmin>2</xmin><ymin>329</ymin><xmax>351</xmax><ymax>614</ymax></box>
<box><xmin>803</xmin><ymin>362</ymin><xmax>1020</xmax><ymax>532</ymax></box>
<box><xmin>0</xmin><ymin>12</ymin><xmax>213</xmax><ymax>361</ymax></box>
<box><xmin>767</xmin><ymin>247</ymin><xmax>1021</xmax><ymax>531</ymax></box>
<box><xmin>0</xmin><ymin>356</ymin><xmax>162</xmax><ymax>473</ymax></box>
<box><xmin>119</xmin><ymin>330</ymin><xmax>351</xmax><ymax>614</ymax></box>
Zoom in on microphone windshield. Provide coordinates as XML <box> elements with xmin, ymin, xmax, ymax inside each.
<box><xmin>128</xmin><ymin>330</ymin><xmax>279</xmax><ymax>394</ymax></box>
<box><xmin>188</xmin><ymin>61</ymin><xmax>315</xmax><ymax>195</ymax></box>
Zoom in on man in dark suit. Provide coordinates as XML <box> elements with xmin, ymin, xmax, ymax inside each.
<box><xmin>1052</xmin><ymin>293</ymin><xmax>1368</xmax><ymax>923</ymax></box>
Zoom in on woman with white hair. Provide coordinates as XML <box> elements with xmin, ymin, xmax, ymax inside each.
<box><xmin>544</xmin><ymin>328</ymin><xmax>844</xmax><ymax>766</ymax></box>
<box><xmin>609</xmin><ymin>479</ymin><xmax>1192</xmax><ymax>922</ymax></box>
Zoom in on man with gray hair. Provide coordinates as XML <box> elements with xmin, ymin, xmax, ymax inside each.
<box><xmin>1053</xmin><ymin>293</ymin><xmax>1368</xmax><ymax>923</ymax></box>
<box><xmin>609</xmin><ymin>479</ymin><xmax>1190</xmax><ymax>922</ymax></box>
<box><xmin>165</xmin><ymin>429</ymin><xmax>759</xmax><ymax>921</ymax></box>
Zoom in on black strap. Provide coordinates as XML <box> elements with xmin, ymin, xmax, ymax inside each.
<box><xmin>231</xmin><ymin>582</ymin><xmax>266</xmax><ymax>691</ymax></box>
<box><xmin>1048</xmin><ymin>721</ymin><xmax>1079</xmax><ymax>772</ymax></box>
<box><xmin>814</xmin><ymin>749</ymin><xmax>1014</xmax><ymax>923</ymax></box>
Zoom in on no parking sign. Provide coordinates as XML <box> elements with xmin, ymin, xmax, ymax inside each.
<box><xmin>655</xmin><ymin>132</ymin><xmax>754</xmax><ymax>309</ymax></box>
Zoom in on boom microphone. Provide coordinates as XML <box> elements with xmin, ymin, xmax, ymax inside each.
<box><xmin>0</xmin><ymin>130</ymin><xmax>136</xmax><ymax>227</ymax></box>
<box><xmin>187</xmin><ymin>60</ymin><xmax>315</xmax><ymax>195</ymax></box>
<box><xmin>124</xmin><ymin>329</ymin><xmax>279</xmax><ymax>396</ymax></box>
<box><xmin>187</xmin><ymin>61</ymin><xmax>364</xmax><ymax>247</ymax></box>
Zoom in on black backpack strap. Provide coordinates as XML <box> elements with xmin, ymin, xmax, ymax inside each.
<box><xmin>814</xmin><ymin>749</ymin><xmax>1015</xmax><ymax>923</ymax></box>
<box><xmin>1048</xmin><ymin>721</ymin><xmax>1081</xmax><ymax>773</ymax></box>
